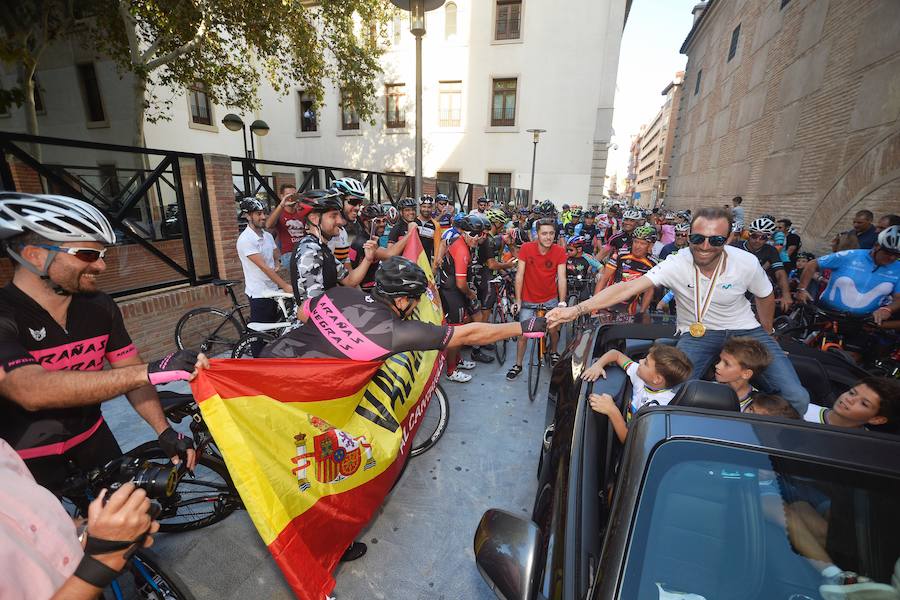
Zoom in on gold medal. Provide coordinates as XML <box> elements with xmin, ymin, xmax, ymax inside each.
<box><xmin>689</xmin><ymin>322</ymin><xmax>706</xmax><ymax>337</ymax></box>
<box><xmin>689</xmin><ymin>253</ymin><xmax>725</xmax><ymax>338</ymax></box>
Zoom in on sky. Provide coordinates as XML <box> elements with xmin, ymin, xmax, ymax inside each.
<box><xmin>607</xmin><ymin>0</ymin><xmax>700</xmax><ymax>186</ymax></box>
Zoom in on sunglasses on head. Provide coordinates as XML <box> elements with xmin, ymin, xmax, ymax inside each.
<box><xmin>688</xmin><ymin>233</ymin><xmax>728</xmax><ymax>247</ymax></box>
<box><xmin>749</xmin><ymin>232</ymin><xmax>770</xmax><ymax>240</ymax></box>
<box><xmin>35</xmin><ymin>244</ymin><xmax>107</xmax><ymax>263</ymax></box>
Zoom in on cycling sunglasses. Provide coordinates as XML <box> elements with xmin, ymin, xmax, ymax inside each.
<box><xmin>465</xmin><ymin>231</ymin><xmax>487</xmax><ymax>239</ymax></box>
<box><xmin>688</xmin><ymin>233</ymin><xmax>728</xmax><ymax>247</ymax></box>
<box><xmin>437</xmin><ymin>199</ymin><xmax>449</xmax><ymax>204</ymax></box>
<box><xmin>749</xmin><ymin>232</ymin><xmax>770</xmax><ymax>240</ymax></box>
<box><xmin>675</xmin><ymin>232</ymin><xmax>689</xmax><ymax>237</ymax></box>
<box><xmin>35</xmin><ymin>244</ymin><xmax>107</xmax><ymax>263</ymax></box>
<box><xmin>343</xmin><ymin>197</ymin><xmax>364</xmax><ymax>206</ymax></box>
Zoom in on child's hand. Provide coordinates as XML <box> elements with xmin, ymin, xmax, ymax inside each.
<box><xmin>589</xmin><ymin>393</ymin><xmax>617</xmax><ymax>416</ymax></box>
<box><xmin>582</xmin><ymin>361</ymin><xmax>607</xmax><ymax>382</ymax></box>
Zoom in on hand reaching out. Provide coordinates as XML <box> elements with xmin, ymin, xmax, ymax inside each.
<box><xmin>582</xmin><ymin>360</ymin><xmax>607</xmax><ymax>382</ymax></box>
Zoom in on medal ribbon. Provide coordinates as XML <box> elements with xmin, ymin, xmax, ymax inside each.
<box><xmin>693</xmin><ymin>253</ymin><xmax>725</xmax><ymax>326</ymax></box>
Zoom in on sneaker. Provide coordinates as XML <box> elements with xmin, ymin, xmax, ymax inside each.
<box><xmin>340</xmin><ymin>542</ymin><xmax>367</xmax><ymax>562</ymax></box>
<box><xmin>447</xmin><ymin>370</ymin><xmax>472</xmax><ymax>383</ymax></box>
<box><xmin>457</xmin><ymin>360</ymin><xmax>476</xmax><ymax>370</ymax></box>
<box><xmin>471</xmin><ymin>350</ymin><xmax>495</xmax><ymax>364</ymax></box>
<box><xmin>819</xmin><ymin>581</ymin><xmax>899</xmax><ymax>600</ymax></box>
<box><xmin>506</xmin><ymin>365</ymin><xmax>523</xmax><ymax>380</ymax></box>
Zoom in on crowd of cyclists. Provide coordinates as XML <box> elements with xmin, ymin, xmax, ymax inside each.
<box><xmin>0</xmin><ymin>184</ymin><xmax>898</xmax><ymax>599</ymax></box>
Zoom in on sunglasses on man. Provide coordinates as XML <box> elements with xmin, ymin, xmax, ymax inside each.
<box><xmin>465</xmin><ymin>231</ymin><xmax>486</xmax><ymax>239</ymax></box>
<box><xmin>688</xmin><ymin>234</ymin><xmax>728</xmax><ymax>247</ymax></box>
<box><xmin>35</xmin><ymin>244</ymin><xmax>107</xmax><ymax>263</ymax></box>
<box><xmin>344</xmin><ymin>198</ymin><xmax>364</xmax><ymax>206</ymax></box>
<box><xmin>749</xmin><ymin>232</ymin><xmax>770</xmax><ymax>241</ymax></box>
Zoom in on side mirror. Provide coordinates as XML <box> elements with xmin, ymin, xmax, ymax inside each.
<box><xmin>474</xmin><ymin>509</ymin><xmax>541</xmax><ymax>600</ymax></box>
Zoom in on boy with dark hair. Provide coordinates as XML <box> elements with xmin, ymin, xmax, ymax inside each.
<box><xmin>714</xmin><ymin>336</ymin><xmax>772</xmax><ymax>411</ymax></box>
<box><xmin>803</xmin><ymin>377</ymin><xmax>900</xmax><ymax>429</ymax></box>
<box><xmin>585</xmin><ymin>345</ymin><xmax>693</xmax><ymax>443</ymax></box>
<box><xmin>744</xmin><ymin>393</ymin><xmax>800</xmax><ymax>419</ymax></box>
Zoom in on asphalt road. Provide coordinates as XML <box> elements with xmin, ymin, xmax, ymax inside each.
<box><xmin>103</xmin><ymin>345</ymin><xmax>551</xmax><ymax>600</ymax></box>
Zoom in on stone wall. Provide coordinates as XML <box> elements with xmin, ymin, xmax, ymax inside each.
<box><xmin>666</xmin><ymin>0</ymin><xmax>900</xmax><ymax>252</ymax></box>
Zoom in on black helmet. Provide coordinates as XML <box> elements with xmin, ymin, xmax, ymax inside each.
<box><xmin>457</xmin><ymin>214</ymin><xmax>489</xmax><ymax>234</ymax></box>
<box><xmin>584</xmin><ymin>210</ymin><xmax>596</xmax><ymax>218</ymax></box>
<box><xmin>298</xmin><ymin>189</ymin><xmax>342</xmax><ymax>214</ymax></box>
<box><xmin>374</xmin><ymin>256</ymin><xmax>428</xmax><ymax>299</ymax></box>
<box><xmin>240</xmin><ymin>197</ymin><xmax>266</xmax><ymax>214</ymax></box>
<box><xmin>360</xmin><ymin>204</ymin><xmax>386</xmax><ymax>220</ymax></box>
<box><xmin>419</xmin><ymin>195</ymin><xmax>434</xmax><ymax>205</ymax></box>
<box><xmin>398</xmin><ymin>197</ymin><xmax>418</xmax><ymax>209</ymax></box>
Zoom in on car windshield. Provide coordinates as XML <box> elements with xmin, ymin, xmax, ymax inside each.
<box><xmin>619</xmin><ymin>440</ymin><xmax>900</xmax><ymax>600</ymax></box>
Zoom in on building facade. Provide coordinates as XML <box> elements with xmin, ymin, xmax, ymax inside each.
<box><xmin>1</xmin><ymin>0</ymin><xmax>630</xmax><ymax>208</ymax></box>
<box><xmin>665</xmin><ymin>0</ymin><xmax>900</xmax><ymax>251</ymax></box>
<box><xmin>632</xmin><ymin>71</ymin><xmax>683</xmax><ymax>209</ymax></box>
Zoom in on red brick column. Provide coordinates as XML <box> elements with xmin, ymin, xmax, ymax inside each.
<box><xmin>7</xmin><ymin>157</ymin><xmax>42</xmax><ymax>193</ymax></box>
<box><xmin>202</xmin><ymin>154</ymin><xmax>243</xmax><ymax>282</ymax></box>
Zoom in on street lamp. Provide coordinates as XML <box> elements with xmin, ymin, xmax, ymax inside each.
<box><xmin>526</xmin><ymin>128</ymin><xmax>546</xmax><ymax>206</ymax></box>
<box><xmin>390</xmin><ymin>0</ymin><xmax>445</xmax><ymax>200</ymax></box>
<box><xmin>221</xmin><ymin>113</ymin><xmax>270</xmax><ymax>159</ymax></box>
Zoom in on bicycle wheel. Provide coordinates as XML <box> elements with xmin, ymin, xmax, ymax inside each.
<box><xmin>491</xmin><ymin>302</ymin><xmax>509</xmax><ymax>365</ymax></box>
<box><xmin>231</xmin><ymin>331</ymin><xmax>276</xmax><ymax>358</ymax></box>
<box><xmin>527</xmin><ymin>339</ymin><xmax>542</xmax><ymax>402</ymax></box>
<box><xmin>565</xmin><ymin>294</ymin><xmax>579</xmax><ymax>344</ymax></box>
<box><xmin>106</xmin><ymin>550</ymin><xmax>196</xmax><ymax>600</ymax></box>
<box><xmin>409</xmin><ymin>384</ymin><xmax>450</xmax><ymax>458</ymax></box>
<box><xmin>127</xmin><ymin>441</ymin><xmax>241</xmax><ymax>533</ymax></box>
<box><xmin>175</xmin><ymin>308</ymin><xmax>243</xmax><ymax>356</ymax></box>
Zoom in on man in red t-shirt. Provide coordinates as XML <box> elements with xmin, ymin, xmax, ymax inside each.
<box><xmin>507</xmin><ymin>218</ymin><xmax>568</xmax><ymax>380</ymax></box>
<box><xmin>265</xmin><ymin>183</ymin><xmax>304</xmax><ymax>270</ymax></box>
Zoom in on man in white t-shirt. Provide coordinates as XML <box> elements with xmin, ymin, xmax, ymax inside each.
<box><xmin>237</xmin><ymin>198</ymin><xmax>292</xmax><ymax>351</ymax></box>
<box><xmin>548</xmin><ymin>206</ymin><xmax>810</xmax><ymax>414</ymax></box>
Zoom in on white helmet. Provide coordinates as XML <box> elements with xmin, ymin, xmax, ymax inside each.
<box><xmin>0</xmin><ymin>192</ymin><xmax>116</xmax><ymax>243</ymax></box>
<box><xmin>623</xmin><ymin>208</ymin><xmax>642</xmax><ymax>220</ymax></box>
<box><xmin>333</xmin><ymin>177</ymin><xmax>366</xmax><ymax>199</ymax></box>
<box><xmin>877</xmin><ymin>225</ymin><xmax>900</xmax><ymax>253</ymax></box>
<box><xmin>748</xmin><ymin>217</ymin><xmax>776</xmax><ymax>234</ymax></box>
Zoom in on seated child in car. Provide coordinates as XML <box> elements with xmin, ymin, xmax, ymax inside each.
<box><xmin>714</xmin><ymin>336</ymin><xmax>771</xmax><ymax>411</ymax></box>
<box><xmin>743</xmin><ymin>393</ymin><xmax>800</xmax><ymax>419</ymax></box>
<box><xmin>803</xmin><ymin>377</ymin><xmax>900</xmax><ymax>430</ymax></box>
<box><xmin>586</xmin><ymin>345</ymin><xmax>692</xmax><ymax>443</ymax></box>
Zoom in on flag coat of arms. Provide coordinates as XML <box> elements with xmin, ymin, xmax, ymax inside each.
<box><xmin>191</xmin><ymin>230</ymin><xmax>444</xmax><ymax>599</ymax></box>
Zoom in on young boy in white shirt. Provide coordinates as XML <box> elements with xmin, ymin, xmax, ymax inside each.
<box><xmin>713</xmin><ymin>336</ymin><xmax>772</xmax><ymax>411</ymax></box>
<box><xmin>585</xmin><ymin>345</ymin><xmax>693</xmax><ymax>443</ymax></box>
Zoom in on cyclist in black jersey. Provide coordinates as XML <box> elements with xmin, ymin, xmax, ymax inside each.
<box><xmin>261</xmin><ymin>256</ymin><xmax>546</xmax><ymax>360</ymax></box>
<box><xmin>0</xmin><ymin>193</ymin><xmax>203</xmax><ymax>492</ymax></box>
<box><xmin>731</xmin><ymin>217</ymin><xmax>793</xmax><ymax>313</ymax></box>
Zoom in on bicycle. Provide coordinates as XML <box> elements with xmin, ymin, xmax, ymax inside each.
<box><xmin>231</xmin><ymin>290</ymin><xmax>297</xmax><ymax>358</ymax></box>
<box><xmin>489</xmin><ymin>274</ymin><xmax>516</xmax><ymax>364</ymax></box>
<box><xmin>56</xmin><ymin>456</ymin><xmax>197</xmax><ymax>600</ymax></box>
<box><xmin>564</xmin><ymin>274</ymin><xmax>594</xmax><ymax>344</ymax></box>
<box><xmin>175</xmin><ymin>279</ymin><xmax>248</xmax><ymax>356</ymax></box>
<box><xmin>526</xmin><ymin>303</ymin><xmax>553</xmax><ymax>403</ymax></box>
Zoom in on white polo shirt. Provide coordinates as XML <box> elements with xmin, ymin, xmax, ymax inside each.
<box><xmin>236</xmin><ymin>226</ymin><xmax>280</xmax><ymax>299</ymax></box>
<box><xmin>645</xmin><ymin>245</ymin><xmax>772</xmax><ymax>333</ymax></box>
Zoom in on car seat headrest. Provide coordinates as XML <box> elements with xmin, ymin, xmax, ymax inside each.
<box><xmin>670</xmin><ymin>380</ymin><xmax>740</xmax><ymax>411</ymax></box>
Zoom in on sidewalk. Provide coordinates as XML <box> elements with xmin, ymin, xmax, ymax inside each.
<box><xmin>102</xmin><ymin>351</ymin><xmax>550</xmax><ymax>599</ymax></box>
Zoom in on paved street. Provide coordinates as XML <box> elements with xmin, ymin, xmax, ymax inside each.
<box><xmin>103</xmin><ymin>350</ymin><xmax>551</xmax><ymax>600</ymax></box>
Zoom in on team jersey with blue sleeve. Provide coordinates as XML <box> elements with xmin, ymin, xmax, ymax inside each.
<box><xmin>816</xmin><ymin>250</ymin><xmax>900</xmax><ymax>315</ymax></box>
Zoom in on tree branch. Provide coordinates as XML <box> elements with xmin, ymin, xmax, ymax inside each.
<box><xmin>145</xmin><ymin>13</ymin><xmax>207</xmax><ymax>71</ymax></box>
<box><xmin>117</xmin><ymin>0</ymin><xmax>142</xmax><ymax>64</ymax></box>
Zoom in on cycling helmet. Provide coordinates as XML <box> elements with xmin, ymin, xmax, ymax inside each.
<box><xmin>297</xmin><ymin>189</ymin><xmax>343</xmax><ymax>215</ymax></box>
<box><xmin>674</xmin><ymin>222</ymin><xmax>690</xmax><ymax>233</ymax></box>
<box><xmin>452</xmin><ymin>211</ymin><xmax>467</xmax><ymax>227</ymax></box>
<box><xmin>398</xmin><ymin>197</ymin><xmax>418</xmax><ymax>209</ymax></box>
<box><xmin>571</xmin><ymin>207</ymin><xmax>583</xmax><ymax>218</ymax></box>
<box><xmin>384</xmin><ymin>204</ymin><xmax>399</xmax><ymax>221</ymax></box>
<box><xmin>731</xmin><ymin>221</ymin><xmax>744</xmax><ymax>233</ymax></box>
<box><xmin>796</xmin><ymin>251</ymin><xmax>815</xmax><ymax>261</ymax></box>
<box><xmin>748</xmin><ymin>217</ymin><xmax>776</xmax><ymax>233</ymax></box>
<box><xmin>583</xmin><ymin>211</ymin><xmax>596</xmax><ymax>219</ymax></box>
<box><xmin>438</xmin><ymin>213</ymin><xmax>452</xmax><ymax>227</ymax></box>
<box><xmin>622</xmin><ymin>208</ymin><xmax>642</xmax><ymax>220</ymax></box>
<box><xmin>565</xmin><ymin>235</ymin><xmax>585</xmax><ymax>247</ymax></box>
<box><xmin>374</xmin><ymin>256</ymin><xmax>428</xmax><ymax>299</ymax></box>
<box><xmin>877</xmin><ymin>225</ymin><xmax>900</xmax><ymax>252</ymax></box>
<box><xmin>633</xmin><ymin>225</ymin><xmax>658</xmax><ymax>241</ymax></box>
<box><xmin>0</xmin><ymin>192</ymin><xmax>116</xmax><ymax>243</ymax></box>
<box><xmin>419</xmin><ymin>195</ymin><xmax>434</xmax><ymax>205</ymax></box>
<box><xmin>518</xmin><ymin>207</ymin><xmax>530</xmax><ymax>215</ymax></box>
<box><xmin>486</xmin><ymin>209</ymin><xmax>509</xmax><ymax>226</ymax></box>
<box><xmin>458</xmin><ymin>214</ymin><xmax>489</xmax><ymax>234</ymax></box>
<box><xmin>239</xmin><ymin>197</ymin><xmax>266</xmax><ymax>214</ymax></box>
<box><xmin>332</xmin><ymin>177</ymin><xmax>366</xmax><ymax>199</ymax></box>
<box><xmin>360</xmin><ymin>204</ymin><xmax>386</xmax><ymax>220</ymax></box>
<box><xmin>760</xmin><ymin>213</ymin><xmax>775</xmax><ymax>221</ymax></box>
<box><xmin>476</xmin><ymin>196</ymin><xmax>488</xmax><ymax>204</ymax></box>
<box><xmin>562</xmin><ymin>204</ymin><xmax>570</xmax><ymax>210</ymax></box>
<box><xmin>435</xmin><ymin>193</ymin><xmax>449</xmax><ymax>203</ymax></box>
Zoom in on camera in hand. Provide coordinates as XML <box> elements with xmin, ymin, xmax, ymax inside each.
<box><xmin>92</xmin><ymin>455</ymin><xmax>177</xmax><ymax>517</ymax></box>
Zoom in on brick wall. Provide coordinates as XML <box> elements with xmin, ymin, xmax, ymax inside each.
<box><xmin>8</xmin><ymin>157</ymin><xmax>42</xmax><ymax>193</ymax></box>
<box><xmin>666</xmin><ymin>0</ymin><xmax>900</xmax><ymax>253</ymax></box>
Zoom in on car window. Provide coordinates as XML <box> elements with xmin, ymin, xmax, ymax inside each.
<box><xmin>619</xmin><ymin>440</ymin><xmax>900</xmax><ymax>600</ymax></box>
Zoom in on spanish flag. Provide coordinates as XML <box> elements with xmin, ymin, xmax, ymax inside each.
<box><xmin>190</xmin><ymin>230</ymin><xmax>444</xmax><ymax>599</ymax></box>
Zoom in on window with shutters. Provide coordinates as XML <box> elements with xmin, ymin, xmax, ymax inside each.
<box><xmin>491</xmin><ymin>78</ymin><xmax>517</xmax><ymax>126</ymax></box>
<box><xmin>495</xmin><ymin>0</ymin><xmax>521</xmax><ymax>41</ymax></box>
<box><xmin>438</xmin><ymin>81</ymin><xmax>462</xmax><ymax>127</ymax></box>
<box><xmin>188</xmin><ymin>83</ymin><xmax>213</xmax><ymax>126</ymax></box>
<box><xmin>340</xmin><ymin>89</ymin><xmax>359</xmax><ymax>131</ymax></box>
<box><xmin>385</xmin><ymin>83</ymin><xmax>406</xmax><ymax>128</ymax></box>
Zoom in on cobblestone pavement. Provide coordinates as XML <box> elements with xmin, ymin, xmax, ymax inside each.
<box><xmin>103</xmin><ymin>349</ymin><xmax>551</xmax><ymax>600</ymax></box>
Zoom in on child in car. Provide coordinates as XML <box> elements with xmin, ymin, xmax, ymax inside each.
<box><xmin>743</xmin><ymin>393</ymin><xmax>800</xmax><ymax>419</ymax></box>
<box><xmin>803</xmin><ymin>377</ymin><xmax>900</xmax><ymax>430</ymax></box>
<box><xmin>585</xmin><ymin>345</ymin><xmax>693</xmax><ymax>443</ymax></box>
<box><xmin>714</xmin><ymin>337</ymin><xmax>772</xmax><ymax>411</ymax></box>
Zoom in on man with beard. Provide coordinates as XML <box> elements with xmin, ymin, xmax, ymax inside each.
<box><xmin>349</xmin><ymin>204</ymin><xmax>411</xmax><ymax>291</ymax></box>
<box><xmin>290</xmin><ymin>190</ymin><xmax>377</xmax><ymax>304</ymax></box>
<box><xmin>547</xmin><ymin>207</ymin><xmax>810</xmax><ymax>414</ymax></box>
<box><xmin>597</xmin><ymin>207</ymin><xmax>642</xmax><ymax>262</ymax></box>
<box><xmin>594</xmin><ymin>225</ymin><xmax>658</xmax><ymax>314</ymax></box>
<box><xmin>0</xmin><ymin>193</ymin><xmax>202</xmax><ymax>493</ymax></box>
<box><xmin>265</xmin><ymin>182</ymin><xmax>302</xmax><ymax>271</ymax></box>
<box><xmin>732</xmin><ymin>217</ymin><xmax>793</xmax><ymax>313</ymax></box>
<box><xmin>389</xmin><ymin>196</ymin><xmax>438</xmax><ymax>264</ymax></box>
<box><xmin>329</xmin><ymin>177</ymin><xmax>367</xmax><ymax>268</ymax></box>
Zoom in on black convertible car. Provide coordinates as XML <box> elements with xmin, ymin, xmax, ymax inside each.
<box><xmin>475</xmin><ymin>316</ymin><xmax>900</xmax><ymax>600</ymax></box>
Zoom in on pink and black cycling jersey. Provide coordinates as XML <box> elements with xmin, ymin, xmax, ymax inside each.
<box><xmin>0</xmin><ymin>284</ymin><xmax>137</xmax><ymax>455</ymax></box>
<box><xmin>261</xmin><ymin>286</ymin><xmax>452</xmax><ymax>361</ymax></box>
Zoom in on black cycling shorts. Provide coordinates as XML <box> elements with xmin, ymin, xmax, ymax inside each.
<box><xmin>25</xmin><ymin>420</ymin><xmax>123</xmax><ymax>495</ymax></box>
<box><xmin>440</xmin><ymin>287</ymin><xmax>472</xmax><ymax>325</ymax></box>
<box><xmin>476</xmin><ymin>275</ymin><xmax>498</xmax><ymax>310</ymax></box>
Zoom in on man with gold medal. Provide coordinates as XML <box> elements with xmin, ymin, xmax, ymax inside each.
<box><xmin>547</xmin><ymin>207</ymin><xmax>809</xmax><ymax>415</ymax></box>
